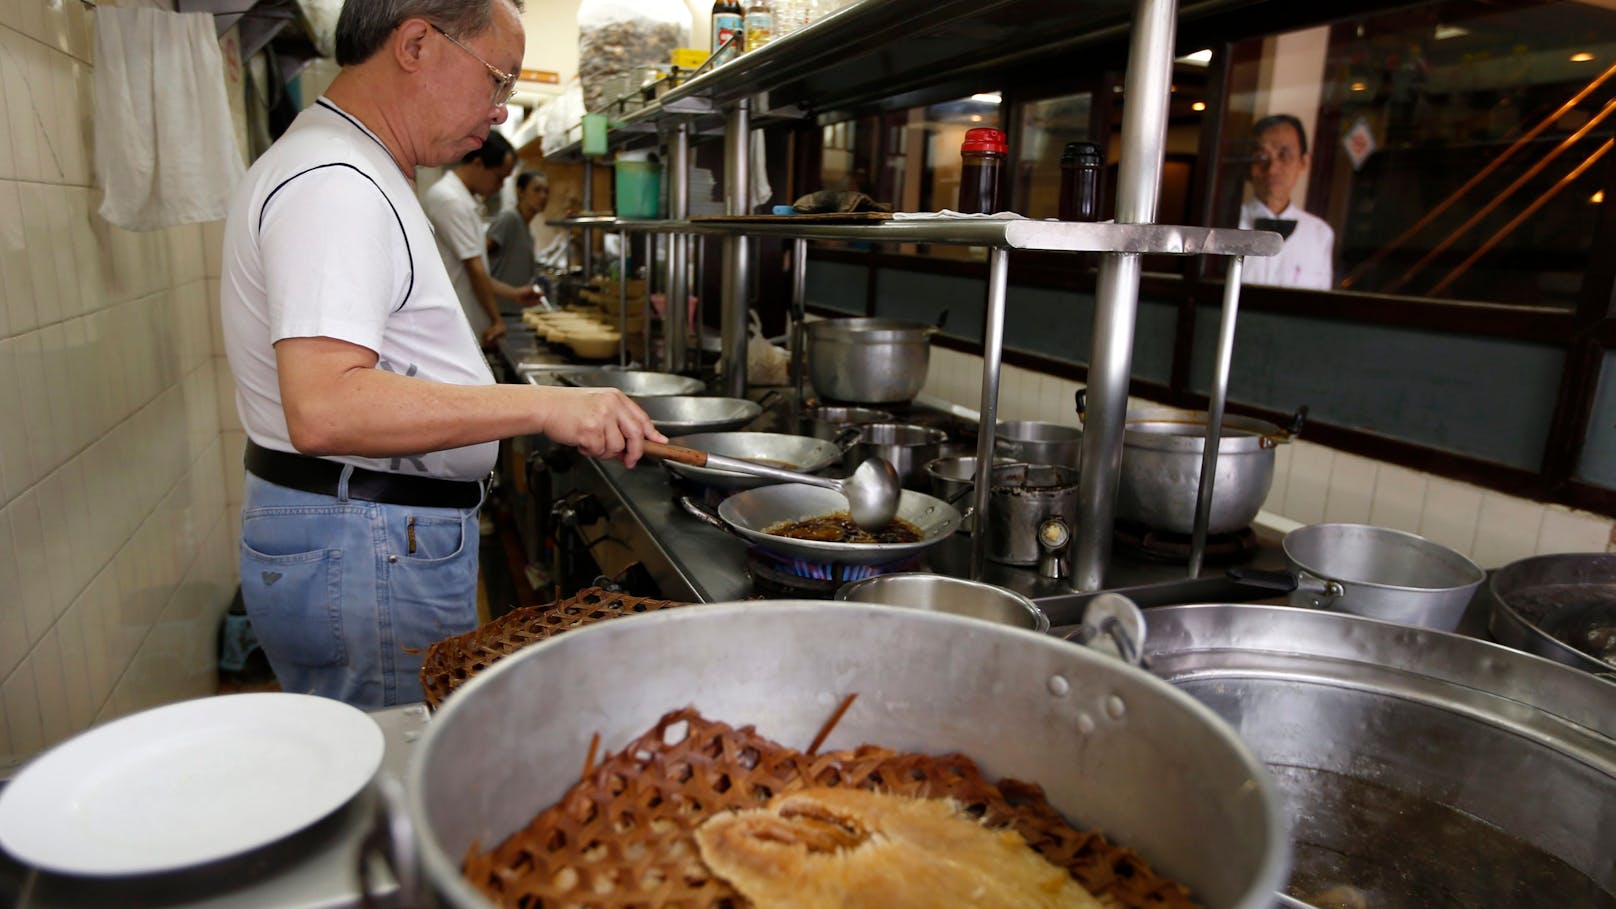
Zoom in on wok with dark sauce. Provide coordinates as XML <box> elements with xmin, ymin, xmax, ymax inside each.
<box><xmin>764</xmin><ymin>512</ymin><xmax>923</xmax><ymax>545</ymax></box>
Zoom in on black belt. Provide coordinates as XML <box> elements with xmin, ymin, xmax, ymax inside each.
<box><xmin>245</xmin><ymin>440</ymin><xmax>483</xmax><ymax>509</ymax></box>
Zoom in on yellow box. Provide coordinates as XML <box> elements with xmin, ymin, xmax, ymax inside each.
<box><xmin>670</xmin><ymin>48</ymin><xmax>706</xmax><ymax>69</ymax></box>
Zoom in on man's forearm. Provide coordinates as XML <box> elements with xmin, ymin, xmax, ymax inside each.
<box><xmin>465</xmin><ymin>262</ymin><xmax>503</xmax><ymax>323</ymax></box>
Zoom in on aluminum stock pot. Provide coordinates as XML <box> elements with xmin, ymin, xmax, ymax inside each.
<box><xmin>404</xmin><ymin>603</ymin><xmax>1289</xmax><ymax>909</ymax></box>
<box><xmin>1144</xmin><ymin>603</ymin><xmax>1616</xmax><ymax>909</ymax></box>
<box><xmin>806</xmin><ymin>318</ymin><xmax>937</xmax><ymax>404</ymax></box>
<box><xmin>1283</xmin><ymin>523</ymin><xmax>1485</xmax><ymax>631</ymax></box>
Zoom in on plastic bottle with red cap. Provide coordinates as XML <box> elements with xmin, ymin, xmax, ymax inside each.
<box><xmin>958</xmin><ymin>127</ymin><xmax>1007</xmax><ymax>214</ymax></box>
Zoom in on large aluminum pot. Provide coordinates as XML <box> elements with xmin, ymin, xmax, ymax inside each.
<box><xmin>996</xmin><ymin>420</ymin><xmax>1083</xmax><ymax>469</ymax></box>
<box><xmin>806</xmin><ymin>318</ymin><xmax>936</xmax><ymax>404</ymax></box>
<box><xmin>1144</xmin><ymin>603</ymin><xmax>1616</xmax><ymax>909</ymax></box>
<box><xmin>834</xmin><ymin>572</ymin><xmax>1050</xmax><ymax>632</ymax></box>
<box><xmin>987</xmin><ymin>463</ymin><xmax>1080</xmax><ymax>566</ymax></box>
<box><xmin>1283</xmin><ymin>523</ymin><xmax>1485</xmax><ymax>631</ymax></box>
<box><xmin>1488</xmin><ymin>552</ymin><xmax>1616</xmax><ymax>674</ymax></box>
<box><xmin>406</xmin><ymin>602</ymin><xmax>1289</xmax><ymax>909</ymax></box>
<box><xmin>852</xmin><ymin>422</ymin><xmax>948</xmax><ymax>489</ymax></box>
<box><xmin>800</xmin><ymin>404</ymin><xmax>892</xmax><ymax>442</ymax></box>
<box><xmin>1104</xmin><ymin>406</ymin><xmax>1296</xmax><ymax>535</ymax></box>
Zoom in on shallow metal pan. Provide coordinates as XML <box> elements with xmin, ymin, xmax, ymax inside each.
<box><xmin>558</xmin><ymin>370</ymin><xmax>705</xmax><ymax>397</ymax></box>
<box><xmin>1489</xmin><ymin>552</ymin><xmax>1616</xmax><ymax>674</ymax></box>
<box><xmin>662</xmin><ymin>431</ymin><xmax>851</xmax><ymax>492</ymax></box>
<box><xmin>635</xmin><ymin>396</ymin><xmax>763</xmax><ymax>434</ymax></box>
<box><xmin>683</xmin><ymin>483</ymin><xmax>960</xmax><ymax>564</ymax></box>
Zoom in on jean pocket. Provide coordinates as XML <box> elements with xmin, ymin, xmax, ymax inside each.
<box><xmin>240</xmin><ymin>517</ymin><xmax>346</xmax><ymax>668</ymax></box>
<box><xmin>389</xmin><ymin>511</ymin><xmax>479</xmax><ymax>643</ymax></box>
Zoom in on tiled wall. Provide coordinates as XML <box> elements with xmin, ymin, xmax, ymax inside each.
<box><xmin>0</xmin><ymin>0</ymin><xmax>236</xmax><ymax>771</ymax></box>
<box><xmin>921</xmin><ymin>346</ymin><xmax>1615</xmax><ymax>565</ymax></box>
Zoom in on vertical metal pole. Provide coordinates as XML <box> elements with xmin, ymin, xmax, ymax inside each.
<box><xmin>1071</xmin><ymin>0</ymin><xmax>1178</xmax><ymax>591</ymax></box>
<box><xmin>667</xmin><ymin>122</ymin><xmax>691</xmax><ymax>372</ymax></box>
<box><xmin>695</xmin><ymin>237</ymin><xmax>707</xmax><ymax>376</ymax></box>
<box><xmin>720</xmin><ymin>98</ymin><xmax>752</xmax><ymax>398</ymax></box>
<box><xmin>644</xmin><ymin>232</ymin><xmax>655</xmax><ymax>369</ymax></box>
<box><xmin>617</xmin><ymin>229</ymin><xmax>628</xmax><ymax>367</ymax></box>
<box><xmin>789</xmin><ymin>238</ymin><xmax>808</xmax><ymax>425</ymax></box>
<box><xmin>1188</xmin><ymin>256</ymin><xmax>1243</xmax><ymax>577</ymax></box>
<box><xmin>582</xmin><ymin>159</ymin><xmax>595</xmax><ymax>278</ymax></box>
<box><xmin>970</xmin><ymin>248</ymin><xmax>1011</xmax><ymax>579</ymax></box>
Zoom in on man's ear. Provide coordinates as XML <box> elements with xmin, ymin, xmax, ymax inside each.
<box><xmin>393</xmin><ymin>18</ymin><xmax>432</xmax><ymax>74</ymax></box>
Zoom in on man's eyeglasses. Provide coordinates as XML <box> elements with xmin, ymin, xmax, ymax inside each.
<box><xmin>431</xmin><ymin>23</ymin><xmax>518</xmax><ymax>109</ymax></box>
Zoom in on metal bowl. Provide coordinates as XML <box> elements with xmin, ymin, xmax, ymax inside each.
<box><xmin>408</xmin><ymin>602</ymin><xmax>1289</xmax><ymax>909</ymax></box>
<box><xmin>835</xmin><ymin>572</ymin><xmax>1050</xmax><ymax>632</ymax></box>
<box><xmin>635</xmin><ymin>396</ymin><xmax>762</xmax><ymax>434</ymax></box>
<box><xmin>558</xmin><ymin>370</ymin><xmax>705</xmax><ymax>397</ymax></box>
<box><xmin>663</xmin><ymin>431</ymin><xmax>846</xmax><ymax>491</ymax></box>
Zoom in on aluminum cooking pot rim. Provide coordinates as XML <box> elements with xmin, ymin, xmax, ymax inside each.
<box><xmin>832</xmin><ymin>571</ymin><xmax>1052</xmax><ymax>633</ymax></box>
<box><xmin>405</xmin><ymin>601</ymin><xmax>1291</xmax><ymax>909</ymax></box>
<box><xmin>1283</xmin><ymin>523</ymin><xmax>1485</xmax><ymax>593</ymax></box>
<box><xmin>701</xmin><ymin>484</ymin><xmax>961</xmax><ymax>564</ymax></box>
<box><xmin>1488</xmin><ymin>553</ymin><xmax>1616</xmax><ymax>675</ymax></box>
<box><xmin>857</xmin><ymin>423</ymin><xmax>949</xmax><ymax>445</ymax></box>
<box><xmin>806</xmin><ymin>317</ymin><xmax>939</xmax><ymax>342</ymax></box>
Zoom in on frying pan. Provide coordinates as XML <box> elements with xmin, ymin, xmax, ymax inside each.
<box><xmin>679</xmin><ymin>484</ymin><xmax>961</xmax><ymax>564</ymax></box>
<box><xmin>635</xmin><ymin>395</ymin><xmax>764</xmax><ymax>434</ymax></box>
<box><xmin>662</xmin><ymin>431</ymin><xmax>854</xmax><ymax>492</ymax></box>
<box><xmin>1488</xmin><ymin>553</ymin><xmax>1616</xmax><ymax>675</ymax></box>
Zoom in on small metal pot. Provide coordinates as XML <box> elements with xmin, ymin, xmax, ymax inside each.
<box><xmin>834</xmin><ymin>573</ymin><xmax>1050</xmax><ymax>632</ymax></box>
<box><xmin>987</xmin><ymin>463</ymin><xmax>1080</xmax><ymax>566</ymax></box>
<box><xmin>995</xmin><ymin>421</ymin><xmax>1083</xmax><ymax>469</ymax></box>
<box><xmin>1283</xmin><ymin>523</ymin><xmax>1485</xmax><ymax>631</ymax></box>
<box><xmin>806</xmin><ymin>318</ymin><xmax>937</xmax><ymax>404</ymax></box>
<box><xmin>852</xmin><ymin>423</ymin><xmax>948</xmax><ymax>489</ymax></box>
<box><xmin>924</xmin><ymin>455</ymin><xmax>1017</xmax><ymax>532</ymax></box>
<box><xmin>800</xmin><ymin>405</ymin><xmax>893</xmax><ymax>442</ymax></box>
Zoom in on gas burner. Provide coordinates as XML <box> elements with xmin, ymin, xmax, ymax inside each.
<box><xmin>746</xmin><ymin>548</ymin><xmax>924</xmax><ymax>599</ymax></box>
<box><xmin>1112</xmin><ymin>521</ymin><xmax>1258</xmax><ymax>566</ymax></box>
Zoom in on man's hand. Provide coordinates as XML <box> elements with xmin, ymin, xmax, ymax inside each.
<box><xmin>481</xmin><ymin>319</ymin><xmax>507</xmax><ymax>347</ymax></box>
<box><xmin>537</xmin><ymin>387</ymin><xmax>667</xmax><ymax>467</ymax></box>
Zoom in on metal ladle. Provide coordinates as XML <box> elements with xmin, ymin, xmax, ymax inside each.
<box><xmin>644</xmin><ymin>441</ymin><xmax>901</xmax><ymax>530</ymax></box>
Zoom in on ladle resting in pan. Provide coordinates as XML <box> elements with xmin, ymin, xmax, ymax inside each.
<box><xmin>645</xmin><ymin>440</ymin><xmax>901</xmax><ymax>531</ymax></box>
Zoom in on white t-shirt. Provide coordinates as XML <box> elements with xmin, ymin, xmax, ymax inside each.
<box><xmin>220</xmin><ymin>99</ymin><xmax>497</xmax><ymax>482</ymax></box>
<box><xmin>421</xmin><ymin>170</ymin><xmax>492</xmax><ymax>338</ymax></box>
<box><xmin>1239</xmin><ymin>198</ymin><xmax>1335</xmax><ymax>291</ymax></box>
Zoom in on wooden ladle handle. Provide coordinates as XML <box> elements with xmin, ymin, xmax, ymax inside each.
<box><xmin>643</xmin><ymin>440</ymin><xmax>708</xmax><ymax>467</ymax></box>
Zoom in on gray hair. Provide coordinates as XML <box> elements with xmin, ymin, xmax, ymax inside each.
<box><xmin>335</xmin><ymin>0</ymin><xmax>524</xmax><ymax>67</ymax></box>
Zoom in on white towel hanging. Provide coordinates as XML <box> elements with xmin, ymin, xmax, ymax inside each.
<box><xmin>94</xmin><ymin>6</ymin><xmax>245</xmax><ymax>231</ymax></box>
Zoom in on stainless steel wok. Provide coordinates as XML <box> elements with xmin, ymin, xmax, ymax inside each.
<box><xmin>635</xmin><ymin>395</ymin><xmax>763</xmax><ymax>434</ymax></box>
<box><xmin>1145</xmin><ymin>603</ymin><xmax>1616</xmax><ymax>909</ymax></box>
<box><xmin>559</xmin><ymin>369</ymin><xmax>706</xmax><ymax>397</ymax></box>
<box><xmin>682</xmin><ymin>483</ymin><xmax>961</xmax><ymax>564</ymax></box>
<box><xmin>404</xmin><ymin>603</ymin><xmax>1289</xmax><ymax>909</ymax></box>
<box><xmin>663</xmin><ymin>431</ymin><xmax>851</xmax><ymax>492</ymax></box>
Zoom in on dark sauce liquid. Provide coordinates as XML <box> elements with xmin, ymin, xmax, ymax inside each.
<box><xmin>765</xmin><ymin>513</ymin><xmax>922</xmax><ymax>544</ymax></box>
<box><xmin>958</xmin><ymin>160</ymin><xmax>1001</xmax><ymax>214</ymax></box>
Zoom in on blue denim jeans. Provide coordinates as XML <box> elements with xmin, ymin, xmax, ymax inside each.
<box><xmin>238</xmin><ymin>471</ymin><xmax>482</xmax><ymax>708</ymax></box>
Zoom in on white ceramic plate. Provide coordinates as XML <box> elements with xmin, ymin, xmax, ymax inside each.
<box><xmin>0</xmin><ymin>692</ymin><xmax>384</xmax><ymax>876</ymax></box>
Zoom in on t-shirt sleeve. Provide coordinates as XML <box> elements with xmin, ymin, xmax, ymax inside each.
<box><xmin>424</xmin><ymin>186</ymin><xmax>486</xmax><ymax>263</ymax></box>
<box><xmin>257</xmin><ymin>165</ymin><xmax>412</xmax><ymax>353</ymax></box>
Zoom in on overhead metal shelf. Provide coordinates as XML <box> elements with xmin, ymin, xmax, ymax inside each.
<box><xmin>679</xmin><ymin>219</ymin><xmax>1283</xmax><ymax>255</ymax></box>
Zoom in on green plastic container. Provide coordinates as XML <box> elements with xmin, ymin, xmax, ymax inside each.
<box><xmin>614</xmin><ymin>160</ymin><xmax>662</xmax><ymax>219</ymax></box>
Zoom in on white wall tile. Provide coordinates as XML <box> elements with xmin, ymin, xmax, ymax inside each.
<box><xmin>7</xmin><ymin>488</ymin><xmax>54</xmax><ymax>649</ymax></box>
<box><xmin>0</xmin><ymin>40</ymin><xmax>13</xmax><ymax>181</ymax></box>
<box><xmin>1418</xmin><ymin>477</ymin><xmax>1483</xmax><ymax>558</ymax></box>
<box><xmin>37</xmin><ymin>321</ymin><xmax>71</xmax><ymax>465</ymax></box>
<box><xmin>1369</xmin><ymin>464</ymin><xmax>1427</xmax><ymax>534</ymax></box>
<box><xmin>1471</xmin><ymin>493</ymin><xmax>1546</xmax><ymax>570</ymax></box>
<box><xmin>48</xmin><ymin>185</ymin><xmax>83</xmax><ymax>321</ymax></box>
<box><xmin>35</xmin><ymin>467</ymin><xmax>77</xmax><ymax>615</ymax></box>
<box><xmin>1283</xmin><ymin>441</ymin><xmax>1334</xmax><ymax>524</ymax></box>
<box><xmin>0</xmin><ymin>180</ymin><xmax>39</xmax><ymax>334</ymax></box>
<box><xmin>56</xmin><ymin>602</ymin><xmax>94</xmax><ymax>731</ymax></box>
<box><xmin>0</xmin><ymin>336</ymin><xmax>30</xmax><ymax>501</ymax></box>
<box><xmin>201</xmin><ymin>219</ymin><xmax>225</xmax><ymax>280</ymax></box>
<box><xmin>32</xmin><ymin>624</ymin><xmax>71</xmax><ymax>747</ymax></box>
<box><xmin>1</xmin><ymin>34</ymin><xmax>43</xmax><ymax>182</ymax></box>
<box><xmin>21</xmin><ymin>38</ymin><xmax>61</xmax><ymax>182</ymax></box>
<box><xmin>1264</xmin><ymin>441</ymin><xmax>1294</xmax><ymax>515</ymax></box>
<box><xmin>1323</xmin><ymin>452</ymin><xmax>1377</xmax><ymax>525</ymax></box>
<box><xmin>2</xmin><ymin>655</ymin><xmax>45</xmax><ymax>758</ymax></box>
<box><xmin>222</xmin><ymin>429</ymin><xmax>245</xmax><ymax>507</ymax></box>
<box><xmin>20</xmin><ymin>182</ymin><xmax>60</xmax><ymax>326</ymax></box>
<box><xmin>1536</xmin><ymin>507</ymin><xmax>1612</xmax><ymax>556</ymax></box>
<box><xmin>0</xmin><ymin>504</ymin><xmax>26</xmax><ymax>680</ymax></box>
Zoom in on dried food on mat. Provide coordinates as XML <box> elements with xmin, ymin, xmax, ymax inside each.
<box><xmin>461</xmin><ymin>708</ymin><xmax>1202</xmax><ymax>909</ymax></box>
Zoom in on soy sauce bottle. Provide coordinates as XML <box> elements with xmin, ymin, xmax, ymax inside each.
<box><xmin>958</xmin><ymin>128</ymin><xmax>1007</xmax><ymax>214</ymax></box>
<box><xmin>1059</xmin><ymin>141</ymin><xmax>1103</xmax><ymax>222</ymax></box>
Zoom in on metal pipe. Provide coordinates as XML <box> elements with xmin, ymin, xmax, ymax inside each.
<box><xmin>582</xmin><ymin>159</ymin><xmax>595</xmax><ymax>278</ymax></box>
<box><xmin>789</xmin><ymin>237</ymin><xmax>808</xmax><ymax>426</ymax></box>
<box><xmin>1188</xmin><ymin>255</ymin><xmax>1243</xmax><ymax>577</ymax></box>
<box><xmin>720</xmin><ymin>98</ymin><xmax>752</xmax><ymax>397</ymax></box>
<box><xmin>970</xmin><ymin>247</ymin><xmax>1011</xmax><ymax>579</ymax></box>
<box><xmin>617</xmin><ymin>230</ymin><xmax>629</xmax><ymax>367</ymax></box>
<box><xmin>1071</xmin><ymin>0</ymin><xmax>1176</xmax><ymax>592</ymax></box>
<box><xmin>667</xmin><ymin>122</ymin><xmax>691</xmax><ymax>371</ymax></box>
<box><xmin>644</xmin><ymin>232</ymin><xmax>655</xmax><ymax>368</ymax></box>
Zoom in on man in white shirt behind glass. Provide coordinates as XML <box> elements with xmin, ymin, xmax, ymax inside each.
<box><xmin>1238</xmin><ymin>114</ymin><xmax>1335</xmax><ymax>290</ymax></box>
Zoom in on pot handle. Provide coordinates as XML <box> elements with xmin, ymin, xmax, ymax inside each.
<box><xmin>1062</xmin><ymin>593</ymin><xmax>1147</xmax><ymax>667</ymax></box>
<box><xmin>833</xmin><ymin>425</ymin><xmax>863</xmax><ymax>452</ymax></box>
<box><xmin>755</xmin><ymin>389</ymin><xmax>783</xmax><ymax>413</ymax></box>
<box><xmin>1292</xmin><ymin>568</ymin><xmax>1345</xmax><ymax>609</ymax></box>
<box><xmin>927</xmin><ymin>308</ymin><xmax>950</xmax><ymax>335</ymax></box>
<box><xmin>678</xmin><ymin>495</ymin><xmax>743</xmax><ymax>539</ymax></box>
<box><xmin>1262</xmin><ymin>405</ymin><xmax>1310</xmax><ymax>448</ymax></box>
<box><xmin>357</xmin><ymin>775</ymin><xmax>423</xmax><ymax>909</ymax></box>
<box><xmin>1074</xmin><ymin>388</ymin><xmax>1086</xmax><ymax>421</ymax></box>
